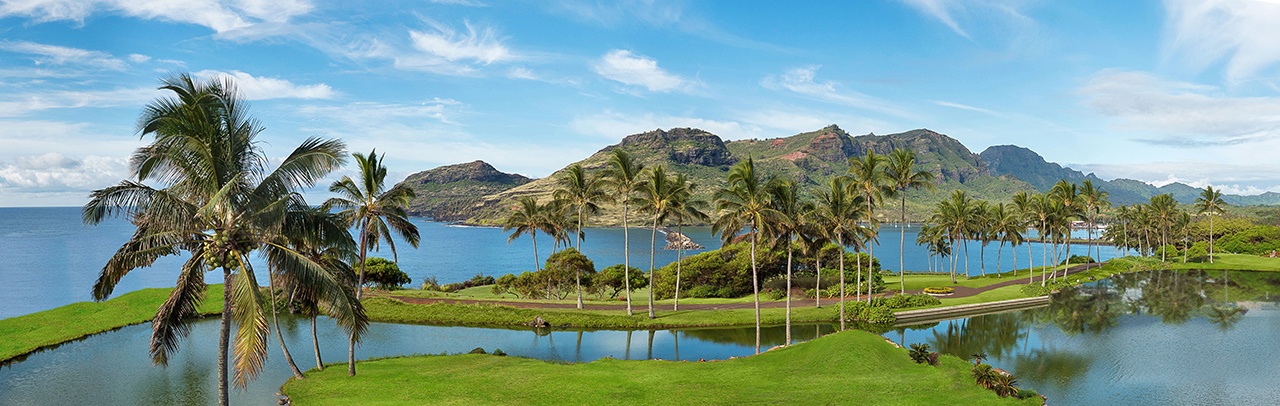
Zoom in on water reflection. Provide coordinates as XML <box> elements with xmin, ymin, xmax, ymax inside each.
<box><xmin>889</xmin><ymin>270</ymin><xmax>1280</xmax><ymax>404</ymax></box>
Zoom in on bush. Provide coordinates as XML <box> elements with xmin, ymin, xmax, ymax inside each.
<box><xmin>595</xmin><ymin>264</ymin><xmax>645</xmax><ymax>299</ymax></box>
<box><xmin>421</xmin><ymin>275</ymin><xmax>441</xmax><ymax>291</ymax></box>
<box><xmin>762</xmin><ymin>288</ymin><xmax>786</xmax><ymax>301</ymax></box>
<box><xmin>922</xmin><ymin>287</ymin><xmax>954</xmax><ymax>295</ymax></box>
<box><xmin>468</xmin><ymin>347</ymin><xmax>487</xmax><ymax>354</ymax></box>
<box><xmin>1059</xmin><ymin>255</ymin><xmax>1094</xmax><ymax>265</ymax></box>
<box><xmin>908</xmin><ymin>343</ymin><xmax>931</xmax><ymax>364</ymax></box>
<box><xmin>871</xmin><ymin>294</ymin><xmax>941</xmax><ymax>309</ymax></box>
<box><xmin>363</xmin><ymin>257</ymin><xmax>411</xmax><ymax>290</ymax></box>
<box><xmin>1184</xmin><ymin>241</ymin><xmax>1208</xmax><ymax>261</ymax></box>
<box><xmin>842</xmin><ymin>301</ymin><xmax>896</xmax><ymax>324</ymax></box>
<box><xmin>1015</xmin><ymin>388</ymin><xmax>1039</xmax><ymax>400</ymax></box>
<box><xmin>492</xmin><ymin>348</ymin><xmax>506</xmax><ymax>356</ymax></box>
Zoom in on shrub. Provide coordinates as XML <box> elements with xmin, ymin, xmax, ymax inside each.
<box><xmin>872</xmin><ymin>294</ymin><xmax>941</xmax><ymax>309</ymax></box>
<box><xmin>1015</xmin><ymin>388</ymin><xmax>1040</xmax><ymax>400</ymax></box>
<box><xmin>492</xmin><ymin>348</ymin><xmax>507</xmax><ymax>356</ymax></box>
<box><xmin>922</xmin><ymin>287</ymin><xmax>954</xmax><ymax>295</ymax></box>
<box><xmin>1183</xmin><ymin>241</ymin><xmax>1208</xmax><ymax>261</ymax></box>
<box><xmin>908</xmin><ymin>343</ymin><xmax>931</xmax><ymax>364</ymax></box>
<box><xmin>421</xmin><ymin>275</ymin><xmax>441</xmax><ymax>291</ymax></box>
<box><xmin>468</xmin><ymin>347</ymin><xmax>487</xmax><ymax>354</ymax></box>
<box><xmin>684</xmin><ymin>285</ymin><xmax>717</xmax><ymax>299</ymax></box>
<box><xmin>1059</xmin><ymin>255</ymin><xmax>1094</xmax><ymax>265</ymax></box>
<box><xmin>991</xmin><ymin>373</ymin><xmax>1020</xmax><ymax>398</ymax></box>
<box><xmin>927</xmin><ymin>352</ymin><xmax>939</xmax><ymax>366</ymax></box>
<box><xmin>972</xmin><ymin>364</ymin><xmax>996</xmax><ymax>389</ymax></box>
<box><xmin>363</xmin><ymin>257</ymin><xmax>411</xmax><ymax>290</ymax></box>
<box><xmin>842</xmin><ymin>301</ymin><xmax>895</xmax><ymax>324</ymax></box>
<box><xmin>595</xmin><ymin>264</ymin><xmax>645</xmax><ymax>299</ymax></box>
<box><xmin>762</xmin><ymin>288</ymin><xmax>786</xmax><ymax>301</ymax></box>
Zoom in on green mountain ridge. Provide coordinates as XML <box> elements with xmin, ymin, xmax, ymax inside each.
<box><xmin>397</xmin><ymin>126</ymin><xmax>1280</xmax><ymax>225</ymax></box>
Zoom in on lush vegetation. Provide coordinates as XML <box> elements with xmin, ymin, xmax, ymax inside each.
<box><xmin>0</xmin><ymin>286</ymin><xmax>224</xmax><ymax>363</ymax></box>
<box><xmin>283</xmin><ymin>329</ymin><xmax>1041</xmax><ymax>405</ymax></box>
<box><xmin>362</xmin><ymin>257</ymin><xmax>412</xmax><ymax>290</ymax></box>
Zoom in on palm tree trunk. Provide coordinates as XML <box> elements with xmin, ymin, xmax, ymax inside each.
<box><xmin>949</xmin><ymin>239</ymin><xmax>957</xmax><ymax>284</ymax></box>
<box><xmin>900</xmin><ymin>195</ymin><xmax>907</xmax><ymax>295</ymax></box>
<box><xmin>751</xmin><ymin>228</ymin><xmax>761</xmax><ymax>354</ymax></box>
<box><xmin>648</xmin><ymin>218</ymin><xmax>658</xmax><ymax>319</ymax></box>
<box><xmin>815</xmin><ymin>252</ymin><xmax>822</xmax><ymax>308</ymax></box>
<box><xmin>349</xmin><ymin>222</ymin><xmax>368</xmax><ymax>377</ymax></box>
<box><xmin>855</xmin><ymin>248</ymin><xmax>863</xmax><ymax>301</ymax></box>
<box><xmin>1209</xmin><ymin>215</ymin><xmax>1215</xmax><ymax>264</ymax></box>
<box><xmin>838</xmin><ymin>235</ymin><xmax>846</xmax><ymax>331</ymax></box>
<box><xmin>576</xmin><ymin>206</ymin><xmax>584</xmax><ymax>309</ymax></box>
<box><xmin>980</xmin><ymin>242</ymin><xmax>986</xmax><ymax>277</ymax></box>
<box><xmin>674</xmin><ymin>224</ymin><xmax>683</xmax><ymax>311</ymax></box>
<box><xmin>997</xmin><ymin>240</ymin><xmax>1004</xmax><ymax>278</ymax></box>
<box><xmin>623</xmin><ymin>203</ymin><xmax>633</xmax><ymax>316</ymax></box>
<box><xmin>532</xmin><ymin>232</ymin><xmax>540</xmax><ymax>271</ymax></box>
<box><xmin>219</xmin><ymin>267</ymin><xmax>231</xmax><ymax>406</ymax></box>
<box><xmin>867</xmin><ymin>211</ymin><xmax>875</xmax><ymax>303</ymax></box>
<box><xmin>267</xmin><ymin>270</ymin><xmax>305</xmax><ymax>379</ymax></box>
<box><xmin>311</xmin><ymin>315</ymin><xmax>323</xmax><ymax>370</ymax></box>
<box><xmin>963</xmin><ymin>238</ymin><xmax>971</xmax><ymax>279</ymax></box>
<box><xmin>785</xmin><ymin>242</ymin><xmax>793</xmax><ymax>345</ymax></box>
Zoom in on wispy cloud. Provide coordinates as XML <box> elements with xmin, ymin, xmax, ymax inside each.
<box><xmin>389</xmin><ymin>19</ymin><xmax>516</xmax><ymax>75</ymax></box>
<box><xmin>0</xmin><ymin>153</ymin><xmax>127</xmax><ymax>194</ymax></box>
<box><xmin>898</xmin><ymin>0</ymin><xmax>970</xmax><ymax>38</ymax></box>
<box><xmin>592</xmin><ymin>50</ymin><xmax>693</xmax><ymax>93</ymax></box>
<box><xmin>762</xmin><ymin>66</ymin><xmax>909</xmax><ymax>117</ymax></box>
<box><xmin>932</xmin><ymin>100</ymin><xmax>1003</xmax><ymax>116</ymax></box>
<box><xmin>0</xmin><ymin>87</ymin><xmax>161</xmax><ymax>117</ymax></box>
<box><xmin>193</xmin><ymin>70</ymin><xmax>336</xmax><ymax>100</ymax></box>
<box><xmin>297</xmin><ymin>99</ymin><xmax>463</xmax><ymax>126</ymax></box>
<box><xmin>1079</xmin><ymin>69</ymin><xmax>1280</xmax><ymax>146</ymax></box>
<box><xmin>0</xmin><ymin>40</ymin><xmax>128</xmax><ymax>71</ymax></box>
<box><xmin>1163</xmin><ymin>0</ymin><xmax>1280</xmax><ymax>83</ymax></box>
<box><xmin>569</xmin><ymin>110</ymin><xmax>761</xmax><ymax>140</ymax></box>
<box><xmin>0</xmin><ymin>0</ymin><xmax>314</xmax><ymax>36</ymax></box>
<box><xmin>896</xmin><ymin>0</ymin><xmax>1034</xmax><ymax>41</ymax></box>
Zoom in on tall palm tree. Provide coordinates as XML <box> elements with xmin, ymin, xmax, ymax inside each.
<box><xmin>1195</xmin><ymin>186</ymin><xmax>1227</xmax><ymax>264</ymax></box>
<box><xmin>1148</xmin><ymin>194</ymin><xmax>1179</xmax><ymax>262</ymax></box>
<box><xmin>83</xmin><ymin>73</ymin><xmax>348</xmax><ymax>406</ymax></box>
<box><xmin>553</xmin><ymin>164</ymin><xmax>608</xmax><ymax>308</ymax></box>
<box><xmin>974</xmin><ymin>200</ymin><xmax>991</xmax><ymax>277</ymax></box>
<box><xmin>667</xmin><ymin>173</ymin><xmax>708</xmax><ymax>311</ymax></box>
<box><xmin>635</xmin><ymin>165</ymin><xmax>690</xmax><ymax>319</ymax></box>
<box><xmin>271</xmin><ymin>201</ymin><xmax>366</xmax><ymax>375</ymax></box>
<box><xmin>848</xmin><ymin>151</ymin><xmax>889</xmax><ymax>299</ymax></box>
<box><xmin>504</xmin><ymin>196</ymin><xmax>547</xmax><ymax>271</ymax></box>
<box><xmin>1050</xmin><ymin>180</ymin><xmax>1081</xmax><ymax>271</ymax></box>
<box><xmin>811</xmin><ymin>176</ymin><xmax>864</xmax><ymax>330</ymax></box>
<box><xmin>602</xmin><ymin>149</ymin><xmax>645</xmax><ymax>316</ymax></box>
<box><xmin>884</xmin><ymin>148</ymin><xmax>935</xmax><ymax>294</ymax></box>
<box><xmin>989</xmin><ymin>203</ymin><xmax>1024</xmax><ymax>277</ymax></box>
<box><xmin>713</xmin><ymin>157</ymin><xmax>776</xmax><ymax>353</ymax></box>
<box><xmin>932</xmin><ymin>190</ymin><xmax>975</xmax><ymax>283</ymax></box>
<box><xmin>326</xmin><ymin>150</ymin><xmax>421</xmax><ymax>376</ymax></box>
<box><xmin>1011</xmin><ymin>191</ymin><xmax>1035</xmax><ymax>275</ymax></box>
<box><xmin>1079</xmin><ymin>180</ymin><xmax>1110</xmax><ymax>268</ymax></box>
<box><xmin>766</xmin><ymin>177</ymin><xmax>810</xmax><ymax>345</ymax></box>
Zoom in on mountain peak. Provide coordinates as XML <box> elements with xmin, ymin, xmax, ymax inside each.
<box><xmin>607</xmin><ymin>127</ymin><xmax>735</xmax><ymax>167</ymax></box>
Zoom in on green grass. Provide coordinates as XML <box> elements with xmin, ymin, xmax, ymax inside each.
<box><xmin>363</xmin><ymin>297</ymin><xmax>846</xmax><ymax>330</ymax></box>
<box><xmin>282</xmin><ymin>329</ymin><xmax>1039</xmax><ymax>406</ymax></box>
<box><xmin>1157</xmin><ymin>253</ymin><xmax>1280</xmax><ymax>271</ymax></box>
<box><xmin>0</xmin><ymin>285</ymin><xmax>224</xmax><ymax>363</ymax></box>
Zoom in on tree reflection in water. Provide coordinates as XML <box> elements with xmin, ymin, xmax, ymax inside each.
<box><xmin>901</xmin><ymin>270</ymin><xmax>1280</xmax><ymax>392</ymax></box>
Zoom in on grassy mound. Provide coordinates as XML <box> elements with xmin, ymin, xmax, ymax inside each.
<box><xmin>283</xmin><ymin>329</ymin><xmax>1039</xmax><ymax>405</ymax></box>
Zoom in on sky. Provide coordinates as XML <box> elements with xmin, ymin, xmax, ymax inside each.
<box><xmin>4</xmin><ymin>0</ymin><xmax>1280</xmax><ymax>206</ymax></box>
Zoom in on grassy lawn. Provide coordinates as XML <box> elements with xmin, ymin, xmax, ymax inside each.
<box><xmin>1159</xmin><ymin>253</ymin><xmax>1280</xmax><ymax>271</ymax></box>
<box><xmin>384</xmin><ymin>286</ymin><xmax>761</xmax><ymax>305</ymax></box>
<box><xmin>0</xmin><ymin>286</ymin><xmax>224</xmax><ymax>363</ymax></box>
<box><xmin>937</xmin><ymin>285</ymin><xmax>1031</xmax><ymax>306</ymax></box>
<box><xmin>283</xmin><ymin>329</ymin><xmax>1039</xmax><ymax>406</ymax></box>
<box><xmin>363</xmin><ymin>297</ymin><xmax>848</xmax><ymax>330</ymax></box>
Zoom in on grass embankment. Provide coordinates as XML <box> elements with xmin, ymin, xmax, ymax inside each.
<box><xmin>1153</xmin><ymin>253</ymin><xmax>1280</xmax><ymax>271</ymax></box>
<box><xmin>0</xmin><ymin>286</ymin><xmax>224</xmax><ymax>363</ymax></box>
<box><xmin>282</xmin><ymin>329</ymin><xmax>1040</xmax><ymax>406</ymax></box>
<box><xmin>364</xmin><ymin>297</ymin><xmax>846</xmax><ymax>329</ymax></box>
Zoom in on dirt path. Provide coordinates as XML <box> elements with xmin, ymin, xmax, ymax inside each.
<box><xmin>383</xmin><ymin>263</ymin><xmax>1099</xmax><ymax>311</ymax></box>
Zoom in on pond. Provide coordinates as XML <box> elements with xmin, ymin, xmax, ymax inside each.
<box><xmin>0</xmin><ymin>319</ymin><xmax>836</xmax><ymax>405</ymax></box>
<box><xmin>886</xmin><ymin>270</ymin><xmax>1280</xmax><ymax>405</ymax></box>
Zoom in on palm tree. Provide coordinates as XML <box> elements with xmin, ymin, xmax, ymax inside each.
<box><xmin>667</xmin><ymin>173</ymin><xmax>708</xmax><ymax>311</ymax></box>
<box><xmin>1050</xmin><ymin>180</ymin><xmax>1081</xmax><ymax>270</ymax></box>
<box><xmin>83</xmin><ymin>73</ymin><xmax>348</xmax><ymax>405</ymax></box>
<box><xmin>553</xmin><ymin>164</ymin><xmax>608</xmax><ymax>308</ymax></box>
<box><xmin>1196</xmin><ymin>186</ymin><xmax>1227</xmax><ymax>264</ymax></box>
<box><xmin>504</xmin><ymin>196</ymin><xmax>547</xmax><ymax>271</ymax></box>
<box><xmin>766</xmin><ymin>177</ymin><xmax>810</xmax><ymax>345</ymax></box>
<box><xmin>974</xmin><ymin>200</ymin><xmax>991</xmax><ymax>277</ymax></box>
<box><xmin>635</xmin><ymin>165</ymin><xmax>690</xmax><ymax>319</ymax></box>
<box><xmin>713</xmin><ymin>157</ymin><xmax>776</xmax><ymax>353</ymax></box>
<box><xmin>812</xmin><ymin>176</ymin><xmax>864</xmax><ymax>330</ymax></box>
<box><xmin>990</xmin><ymin>203</ymin><xmax>1023</xmax><ymax>277</ymax></box>
<box><xmin>326</xmin><ymin>149</ymin><xmax>421</xmax><ymax>376</ymax></box>
<box><xmin>1080</xmin><ymin>180</ymin><xmax>1110</xmax><ymax>268</ymax></box>
<box><xmin>1148</xmin><ymin>194</ymin><xmax>1179</xmax><ymax>262</ymax></box>
<box><xmin>1011</xmin><ymin>191</ymin><xmax>1035</xmax><ymax>275</ymax></box>
<box><xmin>848</xmin><ymin>151</ymin><xmax>889</xmax><ymax>299</ymax></box>
<box><xmin>884</xmin><ymin>148</ymin><xmax>935</xmax><ymax>294</ymax></box>
<box><xmin>602</xmin><ymin>149</ymin><xmax>645</xmax><ymax>316</ymax></box>
<box><xmin>932</xmin><ymin>191</ymin><xmax>975</xmax><ymax>283</ymax></box>
<box><xmin>271</xmin><ymin>202</ymin><xmax>366</xmax><ymax>375</ymax></box>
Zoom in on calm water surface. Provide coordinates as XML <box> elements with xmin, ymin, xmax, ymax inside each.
<box><xmin>0</xmin><ymin>321</ymin><xmax>835</xmax><ymax>405</ymax></box>
<box><xmin>0</xmin><ymin>207</ymin><xmax>1117</xmax><ymax>318</ymax></box>
<box><xmin>886</xmin><ymin>270</ymin><xmax>1280</xmax><ymax>405</ymax></box>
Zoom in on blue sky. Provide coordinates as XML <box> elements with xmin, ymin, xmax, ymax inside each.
<box><xmin>3</xmin><ymin>0</ymin><xmax>1280</xmax><ymax>206</ymax></box>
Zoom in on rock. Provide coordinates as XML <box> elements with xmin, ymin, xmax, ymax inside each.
<box><xmin>528</xmin><ymin>315</ymin><xmax>549</xmax><ymax>328</ymax></box>
<box><xmin>661</xmin><ymin>229</ymin><xmax>704</xmax><ymax>251</ymax></box>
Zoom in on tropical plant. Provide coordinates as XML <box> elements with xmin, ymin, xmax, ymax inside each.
<box><xmin>884</xmin><ymin>148</ymin><xmax>935</xmax><ymax>294</ymax></box>
<box><xmin>989</xmin><ymin>203</ymin><xmax>1023</xmax><ymax>277</ymax></box>
<box><xmin>972</xmin><ymin>363</ymin><xmax>997</xmax><ymax>389</ymax></box>
<box><xmin>810</xmin><ymin>176</ymin><xmax>866</xmax><ymax>330</ymax></box>
<box><xmin>668</xmin><ymin>173</ymin><xmax>708</xmax><ymax>311</ymax></box>
<box><xmin>361</xmin><ymin>257</ymin><xmax>410</xmax><ymax>289</ymax></box>
<box><xmin>1079</xmin><ymin>179</ymin><xmax>1110</xmax><ymax>268</ymax></box>
<box><xmin>848</xmin><ymin>151</ymin><xmax>890</xmax><ymax>302</ymax></box>
<box><xmin>908</xmin><ymin>343</ymin><xmax>932</xmax><ymax>364</ymax></box>
<box><xmin>553</xmin><ymin>163</ymin><xmax>608</xmax><ymax>308</ymax></box>
<box><xmin>602</xmin><ymin>149</ymin><xmax>645</xmax><ymax>316</ymax></box>
<box><xmin>765</xmin><ymin>177</ymin><xmax>810</xmax><ymax>345</ymax></box>
<box><xmin>83</xmin><ymin>73</ymin><xmax>350</xmax><ymax>405</ymax></box>
<box><xmin>1195</xmin><ymin>186</ymin><xmax>1226</xmax><ymax>264</ymax></box>
<box><xmin>635</xmin><ymin>165</ymin><xmax>686</xmax><ymax>319</ymax></box>
<box><xmin>712</xmin><ymin>157</ymin><xmax>777</xmax><ymax>353</ymax></box>
<box><xmin>326</xmin><ymin>149</ymin><xmax>421</xmax><ymax>376</ymax></box>
<box><xmin>503</xmin><ymin>196</ymin><xmax>547</xmax><ymax>271</ymax></box>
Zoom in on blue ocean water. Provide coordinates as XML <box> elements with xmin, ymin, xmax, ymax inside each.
<box><xmin>0</xmin><ymin>207</ymin><xmax>1118</xmax><ymax>319</ymax></box>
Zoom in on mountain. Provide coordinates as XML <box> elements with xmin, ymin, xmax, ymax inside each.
<box><xmin>458</xmin><ymin>126</ymin><xmax>1037</xmax><ymax>225</ymax></box>
<box><xmin>399</xmin><ymin>160</ymin><xmax>532</xmax><ymax>221</ymax></box>
<box><xmin>980</xmin><ymin>145</ymin><xmax>1150</xmax><ymax>204</ymax></box>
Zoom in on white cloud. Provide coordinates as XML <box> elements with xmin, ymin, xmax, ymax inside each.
<box><xmin>0</xmin><ymin>153</ymin><xmax>127</xmax><ymax>193</ymax></box>
<box><xmin>126</xmin><ymin>53</ymin><xmax>150</xmax><ymax>63</ymax></box>
<box><xmin>762</xmin><ymin>66</ymin><xmax>908</xmax><ymax>117</ymax></box>
<box><xmin>569</xmin><ymin>111</ymin><xmax>760</xmax><ymax>140</ymax></box>
<box><xmin>1079</xmin><ymin>69</ymin><xmax>1280</xmax><ymax>145</ymax></box>
<box><xmin>592</xmin><ymin>50</ymin><xmax>693</xmax><ymax>93</ymax></box>
<box><xmin>898</xmin><ymin>0</ymin><xmax>970</xmax><ymax>38</ymax></box>
<box><xmin>1163</xmin><ymin>0</ymin><xmax>1280</xmax><ymax>82</ymax></box>
<box><xmin>297</xmin><ymin>100</ymin><xmax>462</xmax><ymax>126</ymax></box>
<box><xmin>0</xmin><ymin>87</ymin><xmax>162</xmax><ymax>117</ymax></box>
<box><xmin>0</xmin><ymin>0</ymin><xmax>314</xmax><ymax>36</ymax></box>
<box><xmin>506</xmin><ymin>67</ymin><xmax>539</xmax><ymax>80</ymax></box>
<box><xmin>388</xmin><ymin>19</ymin><xmax>516</xmax><ymax>75</ymax></box>
<box><xmin>193</xmin><ymin>70</ymin><xmax>335</xmax><ymax>100</ymax></box>
<box><xmin>0</xmin><ymin>40</ymin><xmax>128</xmax><ymax>71</ymax></box>
<box><xmin>932</xmin><ymin>100</ymin><xmax>1003</xmax><ymax>116</ymax></box>
<box><xmin>896</xmin><ymin>0</ymin><xmax>1035</xmax><ymax>42</ymax></box>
